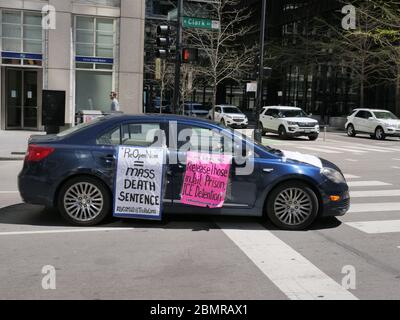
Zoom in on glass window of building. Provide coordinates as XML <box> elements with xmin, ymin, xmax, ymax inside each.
<box><xmin>1</xmin><ymin>10</ymin><xmax>43</xmax><ymax>65</ymax></box>
<box><xmin>75</xmin><ymin>16</ymin><xmax>115</xmax><ymax>114</ymax></box>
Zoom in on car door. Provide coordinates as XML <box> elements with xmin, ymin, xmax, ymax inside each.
<box><xmin>93</xmin><ymin>120</ymin><xmax>173</xmax><ymax>207</ymax></box>
<box><xmin>214</xmin><ymin>106</ymin><xmax>222</xmax><ymax>122</ymax></box>
<box><xmin>353</xmin><ymin>111</ymin><xmax>367</xmax><ymax>132</ymax></box>
<box><xmin>263</xmin><ymin>108</ymin><xmax>275</xmax><ymax>131</ymax></box>
<box><xmin>270</xmin><ymin>109</ymin><xmax>281</xmax><ymax>132</ymax></box>
<box><xmin>364</xmin><ymin>111</ymin><xmax>375</xmax><ymax>133</ymax></box>
<box><xmin>166</xmin><ymin>121</ymin><xmax>259</xmax><ymax>213</ymax></box>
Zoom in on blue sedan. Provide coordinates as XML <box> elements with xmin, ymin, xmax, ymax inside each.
<box><xmin>18</xmin><ymin>114</ymin><xmax>350</xmax><ymax>230</ymax></box>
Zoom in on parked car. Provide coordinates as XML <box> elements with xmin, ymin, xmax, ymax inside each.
<box><xmin>260</xmin><ymin>106</ymin><xmax>320</xmax><ymax>140</ymax></box>
<box><xmin>345</xmin><ymin>108</ymin><xmax>400</xmax><ymax>140</ymax></box>
<box><xmin>207</xmin><ymin>105</ymin><xmax>248</xmax><ymax>128</ymax></box>
<box><xmin>19</xmin><ymin>114</ymin><xmax>350</xmax><ymax>230</ymax></box>
<box><xmin>180</xmin><ymin>102</ymin><xmax>210</xmax><ymax>118</ymax></box>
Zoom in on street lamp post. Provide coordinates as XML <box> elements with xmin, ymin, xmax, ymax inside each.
<box><xmin>254</xmin><ymin>0</ymin><xmax>267</xmax><ymax>143</ymax></box>
<box><xmin>172</xmin><ymin>0</ymin><xmax>183</xmax><ymax>114</ymax></box>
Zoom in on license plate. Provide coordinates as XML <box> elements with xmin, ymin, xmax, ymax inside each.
<box><xmin>305</xmin><ymin>130</ymin><xmax>311</xmax><ymax>133</ymax></box>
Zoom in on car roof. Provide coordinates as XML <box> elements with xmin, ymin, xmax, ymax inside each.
<box><xmin>100</xmin><ymin>113</ymin><xmax>216</xmax><ymax>125</ymax></box>
<box><xmin>263</xmin><ymin>106</ymin><xmax>301</xmax><ymax>110</ymax></box>
<box><xmin>218</xmin><ymin>105</ymin><xmax>238</xmax><ymax>108</ymax></box>
<box><xmin>353</xmin><ymin>108</ymin><xmax>392</xmax><ymax>113</ymax></box>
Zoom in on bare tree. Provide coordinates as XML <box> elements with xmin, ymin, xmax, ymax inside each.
<box><xmin>184</xmin><ymin>0</ymin><xmax>256</xmax><ymax>120</ymax></box>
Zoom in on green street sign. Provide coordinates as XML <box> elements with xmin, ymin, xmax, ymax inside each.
<box><xmin>183</xmin><ymin>17</ymin><xmax>220</xmax><ymax>30</ymax></box>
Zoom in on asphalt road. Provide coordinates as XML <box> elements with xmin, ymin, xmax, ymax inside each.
<box><xmin>1</xmin><ymin>132</ymin><xmax>400</xmax><ymax>300</ymax></box>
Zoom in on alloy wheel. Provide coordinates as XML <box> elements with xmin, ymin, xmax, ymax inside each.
<box><xmin>63</xmin><ymin>182</ymin><xmax>104</xmax><ymax>222</ymax></box>
<box><xmin>273</xmin><ymin>188</ymin><xmax>313</xmax><ymax>226</ymax></box>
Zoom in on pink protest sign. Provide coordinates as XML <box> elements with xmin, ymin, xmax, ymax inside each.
<box><xmin>181</xmin><ymin>151</ymin><xmax>232</xmax><ymax>208</ymax></box>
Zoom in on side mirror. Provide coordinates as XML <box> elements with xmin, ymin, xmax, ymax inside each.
<box><xmin>309</xmin><ymin>113</ymin><xmax>313</xmax><ymax>117</ymax></box>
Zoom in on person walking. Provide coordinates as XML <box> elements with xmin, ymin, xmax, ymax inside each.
<box><xmin>110</xmin><ymin>91</ymin><xmax>120</xmax><ymax>112</ymax></box>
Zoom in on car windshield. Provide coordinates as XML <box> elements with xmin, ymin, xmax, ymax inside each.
<box><xmin>373</xmin><ymin>111</ymin><xmax>398</xmax><ymax>120</ymax></box>
<box><xmin>57</xmin><ymin>117</ymin><xmax>104</xmax><ymax>137</ymax></box>
<box><xmin>223</xmin><ymin>107</ymin><xmax>241</xmax><ymax>114</ymax></box>
<box><xmin>279</xmin><ymin>109</ymin><xmax>308</xmax><ymax>118</ymax></box>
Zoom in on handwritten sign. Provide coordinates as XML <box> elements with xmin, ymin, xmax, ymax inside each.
<box><xmin>114</xmin><ymin>146</ymin><xmax>165</xmax><ymax>220</ymax></box>
<box><xmin>181</xmin><ymin>152</ymin><xmax>231</xmax><ymax>208</ymax></box>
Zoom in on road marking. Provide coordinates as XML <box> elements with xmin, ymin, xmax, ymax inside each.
<box><xmin>351</xmin><ymin>190</ymin><xmax>400</xmax><ymax>198</ymax></box>
<box><xmin>317</xmin><ymin>146</ymin><xmax>367</xmax><ymax>154</ymax></box>
<box><xmin>345</xmin><ymin>159</ymin><xmax>358</xmax><ymax>162</ymax></box>
<box><xmin>347</xmin><ymin>181</ymin><xmax>391</xmax><ymax>187</ymax></box>
<box><xmin>393</xmin><ymin>158</ymin><xmax>400</xmax><ymax>161</ymax></box>
<box><xmin>346</xmin><ymin>146</ymin><xmax>394</xmax><ymax>153</ymax></box>
<box><xmin>391</xmin><ymin>166</ymin><xmax>400</xmax><ymax>169</ymax></box>
<box><xmin>0</xmin><ymin>227</ymin><xmax>135</xmax><ymax>236</ymax></box>
<box><xmin>346</xmin><ymin>220</ymin><xmax>400</xmax><ymax>234</ymax></box>
<box><xmin>297</xmin><ymin>147</ymin><xmax>342</xmax><ymax>154</ymax></box>
<box><xmin>344</xmin><ymin>174</ymin><xmax>360</xmax><ymax>179</ymax></box>
<box><xmin>349</xmin><ymin>202</ymin><xmax>400</xmax><ymax>213</ymax></box>
<box><xmin>217</xmin><ymin>222</ymin><xmax>357</xmax><ymax>300</ymax></box>
<box><xmin>0</xmin><ymin>191</ymin><xmax>19</xmax><ymax>194</ymax></box>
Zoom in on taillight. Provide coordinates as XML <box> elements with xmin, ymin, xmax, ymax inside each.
<box><xmin>25</xmin><ymin>145</ymin><xmax>55</xmax><ymax>162</ymax></box>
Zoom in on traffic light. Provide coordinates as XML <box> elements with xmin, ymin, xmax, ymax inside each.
<box><xmin>254</xmin><ymin>54</ymin><xmax>272</xmax><ymax>79</ymax></box>
<box><xmin>182</xmin><ymin>48</ymin><xmax>198</xmax><ymax>63</ymax></box>
<box><xmin>156</xmin><ymin>25</ymin><xmax>171</xmax><ymax>59</ymax></box>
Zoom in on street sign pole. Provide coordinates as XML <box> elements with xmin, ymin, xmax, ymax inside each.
<box><xmin>172</xmin><ymin>0</ymin><xmax>183</xmax><ymax>114</ymax></box>
<box><xmin>255</xmin><ymin>0</ymin><xmax>267</xmax><ymax>143</ymax></box>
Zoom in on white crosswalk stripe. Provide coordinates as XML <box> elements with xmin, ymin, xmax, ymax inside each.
<box><xmin>349</xmin><ymin>202</ymin><xmax>400</xmax><ymax>213</ymax></box>
<box><xmin>297</xmin><ymin>146</ymin><xmax>341</xmax><ymax>154</ymax></box>
<box><xmin>347</xmin><ymin>181</ymin><xmax>391</xmax><ymax>187</ymax></box>
<box><xmin>351</xmin><ymin>190</ymin><xmax>400</xmax><ymax>198</ymax></box>
<box><xmin>218</xmin><ymin>222</ymin><xmax>358</xmax><ymax>300</ymax></box>
<box><xmin>346</xmin><ymin>221</ymin><xmax>400</xmax><ymax>234</ymax></box>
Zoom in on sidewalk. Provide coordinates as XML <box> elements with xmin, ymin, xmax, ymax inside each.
<box><xmin>0</xmin><ymin>130</ymin><xmax>45</xmax><ymax>160</ymax></box>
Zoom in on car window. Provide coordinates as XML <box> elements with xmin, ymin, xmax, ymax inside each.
<box><xmin>172</xmin><ymin>124</ymin><xmax>233</xmax><ymax>154</ymax></box>
<box><xmin>121</xmin><ymin>123</ymin><xmax>166</xmax><ymax>147</ymax></box>
<box><xmin>265</xmin><ymin>109</ymin><xmax>275</xmax><ymax>116</ymax></box>
<box><xmin>215</xmin><ymin>107</ymin><xmax>221</xmax><ymax>113</ymax></box>
<box><xmin>355</xmin><ymin>111</ymin><xmax>365</xmax><ymax>118</ymax></box>
<box><xmin>223</xmin><ymin>107</ymin><xmax>241</xmax><ymax>114</ymax></box>
<box><xmin>373</xmin><ymin>111</ymin><xmax>398</xmax><ymax>120</ymax></box>
<box><xmin>97</xmin><ymin>126</ymin><xmax>121</xmax><ymax>145</ymax></box>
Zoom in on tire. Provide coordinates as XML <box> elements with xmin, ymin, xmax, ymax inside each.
<box><xmin>221</xmin><ymin>119</ymin><xmax>226</xmax><ymax>127</ymax></box>
<box><xmin>57</xmin><ymin>176</ymin><xmax>111</xmax><ymax>226</ymax></box>
<box><xmin>308</xmin><ymin>134</ymin><xmax>319</xmax><ymax>141</ymax></box>
<box><xmin>260</xmin><ymin>122</ymin><xmax>267</xmax><ymax>135</ymax></box>
<box><xmin>347</xmin><ymin>124</ymin><xmax>356</xmax><ymax>137</ymax></box>
<box><xmin>278</xmin><ymin>126</ymin><xmax>288</xmax><ymax>139</ymax></box>
<box><xmin>374</xmin><ymin>127</ymin><xmax>386</xmax><ymax>140</ymax></box>
<box><xmin>266</xmin><ymin>181</ymin><xmax>319</xmax><ymax>230</ymax></box>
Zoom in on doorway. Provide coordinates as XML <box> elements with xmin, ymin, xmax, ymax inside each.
<box><xmin>5</xmin><ymin>68</ymin><xmax>40</xmax><ymax>130</ymax></box>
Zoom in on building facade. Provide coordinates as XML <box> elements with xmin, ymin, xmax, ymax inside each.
<box><xmin>0</xmin><ymin>0</ymin><xmax>145</xmax><ymax>131</ymax></box>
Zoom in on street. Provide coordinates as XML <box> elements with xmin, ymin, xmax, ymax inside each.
<box><xmin>1</xmin><ymin>132</ymin><xmax>400</xmax><ymax>300</ymax></box>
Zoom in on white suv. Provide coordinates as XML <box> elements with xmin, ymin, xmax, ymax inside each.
<box><xmin>260</xmin><ymin>106</ymin><xmax>320</xmax><ymax>140</ymax></box>
<box><xmin>208</xmin><ymin>105</ymin><xmax>248</xmax><ymax>128</ymax></box>
<box><xmin>345</xmin><ymin>108</ymin><xmax>400</xmax><ymax>140</ymax></box>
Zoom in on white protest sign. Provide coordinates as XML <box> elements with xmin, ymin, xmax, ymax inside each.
<box><xmin>114</xmin><ymin>146</ymin><xmax>165</xmax><ymax>220</ymax></box>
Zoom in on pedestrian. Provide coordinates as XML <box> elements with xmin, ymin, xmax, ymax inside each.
<box><xmin>110</xmin><ymin>91</ymin><xmax>120</xmax><ymax>112</ymax></box>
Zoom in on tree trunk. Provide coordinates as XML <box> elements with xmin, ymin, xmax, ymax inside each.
<box><xmin>396</xmin><ymin>72</ymin><xmax>400</xmax><ymax>117</ymax></box>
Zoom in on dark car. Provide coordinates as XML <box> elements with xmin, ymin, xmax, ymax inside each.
<box><xmin>18</xmin><ymin>114</ymin><xmax>350</xmax><ymax>230</ymax></box>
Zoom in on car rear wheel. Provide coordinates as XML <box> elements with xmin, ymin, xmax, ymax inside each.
<box><xmin>374</xmin><ymin>127</ymin><xmax>386</xmax><ymax>140</ymax></box>
<box><xmin>58</xmin><ymin>176</ymin><xmax>111</xmax><ymax>226</ymax></box>
<box><xmin>278</xmin><ymin>126</ymin><xmax>288</xmax><ymax>139</ymax></box>
<box><xmin>266</xmin><ymin>181</ymin><xmax>319</xmax><ymax>230</ymax></box>
<box><xmin>347</xmin><ymin>124</ymin><xmax>356</xmax><ymax>137</ymax></box>
<box><xmin>260</xmin><ymin>122</ymin><xmax>267</xmax><ymax>135</ymax></box>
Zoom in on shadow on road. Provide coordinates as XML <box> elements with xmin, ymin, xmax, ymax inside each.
<box><xmin>0</xmin><ymin>203</ymin><xmax>342</xmax><ymax>232</ymax></box>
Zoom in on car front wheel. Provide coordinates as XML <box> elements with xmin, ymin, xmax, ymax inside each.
<box><xmin>308</xmin><ymin>134</ymin><xmax>319</xmax><ymax>141</ymax></box>
<box><xmin>374</xmin><ymin>127</ymin><xmax>386</xmax><ymax>140</ymax></box>
<box><xmin>58</xmin><ymin>176</ymin><xmax>111</xmax><ymax>226</ymax></box>
<box><xmin>278</xmin><ymin>126</ymin><xmax>288</xmax><ymax>139</ymax></box>
<box><xmin>347</xmin><ymin>124</ymin><xmax>356</xmax><ymax>137</ymax></box>
<box><xmin>266</xmin><ymin>181</ymin><xmax>319</xmax><ymax>230</ymax></box>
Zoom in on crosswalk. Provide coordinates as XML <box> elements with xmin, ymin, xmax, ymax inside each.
<box><xmin>344</xmin><ymin>175</ymin><xmax>400</xmax><ymax>234</ymax></box>
<box><xmin>261</xmin><ymin>137</ymin><xmax>400</xmax><ymax>156</ymax></box>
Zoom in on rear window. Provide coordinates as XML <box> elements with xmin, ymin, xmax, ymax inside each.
<box><xmin>57</xmin><ymin>117</ymin><xmax>104</xmax><ymax>137</ymax></box>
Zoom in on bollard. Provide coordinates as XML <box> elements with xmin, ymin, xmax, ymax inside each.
<box><xmin>324</xmin><ymin>126</ymin><xmax>327</xmax><ymax>142</ymax></box>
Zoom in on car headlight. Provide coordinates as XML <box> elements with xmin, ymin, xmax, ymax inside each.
<box><xmin>287</xmin><ymin>121</ymin><xmax>298</xmax><ymax>126</ymax></box>
<box><xmin>320</xmin><ymin>167</ymin><xmax>346</xmax><ymax>184</ymax></box>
